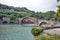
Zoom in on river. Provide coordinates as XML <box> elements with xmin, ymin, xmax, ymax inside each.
<box><xmin>0</xmin><ymin>24</ymin><xmax>34</xmax><ymax>40</ymax></box>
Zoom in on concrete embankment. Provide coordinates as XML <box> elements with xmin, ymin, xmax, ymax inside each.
<box><xmin>44</xmin><ymin>28</ymin><xmax>60</xmax><ymax>35</ymax></box>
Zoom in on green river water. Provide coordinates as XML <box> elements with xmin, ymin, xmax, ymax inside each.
<box><xmin>0</xmin><ymin>24</ymin><xmax>34</xmax><ymax>40</ymax></box>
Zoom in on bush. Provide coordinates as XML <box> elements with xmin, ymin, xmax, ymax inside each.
<box><xmin>31</xmin><ymin>27</ymin><xmax>43</xmax><ymax>36</ymax></box>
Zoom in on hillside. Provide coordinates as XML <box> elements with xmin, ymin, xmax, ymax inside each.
<box><xmin>0</xmin><ymin>3</ymin><xmax>34</xmax><ymax>13</ymax></box>
<box><xmin>0</xmin><ymin>3</ymin><xmax>56</xmax><ymax>21</ymax></box>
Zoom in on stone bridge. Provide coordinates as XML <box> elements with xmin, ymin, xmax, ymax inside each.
<box><xmin>0</xmin><ymin>17</ymin><xmax>55</xmax><ymax>27</ymax></box>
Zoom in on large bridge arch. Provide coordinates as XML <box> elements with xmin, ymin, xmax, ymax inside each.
<box><xmin>20</xmin><ymin>17</ymin><xmax>38</xmax><ymax>25</ymax></box>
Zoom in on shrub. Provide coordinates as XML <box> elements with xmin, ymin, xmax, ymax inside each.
<box><xmin>31</xmin><ymin>27</ymin><xmax>43</xmax><ymax>36</ymax></box>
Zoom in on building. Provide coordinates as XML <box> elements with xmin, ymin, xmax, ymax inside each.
<box><xmin>2</xmin><ymin>17</ymin><xmax>10</xmax><ymax>24</ymax></box>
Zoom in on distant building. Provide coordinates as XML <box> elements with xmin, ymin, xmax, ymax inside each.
<box><xmin>2</xmin><ymin>17</ymin><xmax>10</xmax><ymax>24</ymax></box>
<box><xmin>9</xmin><ymin>9</ymin><xmax>14</xmax><ymax>12</ymax></box>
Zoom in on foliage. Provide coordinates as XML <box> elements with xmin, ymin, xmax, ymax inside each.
<box><xmin>57</xmin><ymin>0</ymin><xmax>60</xmax><ymax>2</ymax></box>
<box><xmin>17</xmin><ymin>12</ymin><xmax>32</xmax><ymax>17</ymax></box>
<box><xmin>31</xmin><ymin>11</ymin><xmax>55</xmax><ymax>20</ymax></box>
<box><xmin>54</xmin><ymin>0</ymin><xmax>60</xmax><ymax>21</ymax></box>
<box><xmin>9</xmin><ymin>15</ymin><xmax>16</xmax><ymax>20</ymax></box>
<box><xmin>54</xmin><ymin>5</ymin><xmax>60</xmax><ymax>22</ymax></box>
<box><xmin>31</xmin><ymin>27</ymin><xmax>43</xmax><ymax>36</ymax></box>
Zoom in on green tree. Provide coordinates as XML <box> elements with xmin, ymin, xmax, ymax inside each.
<box><xmin>18</xmin><ymin>12</ymin><xmax>31</xmax><ymax>17</ymax></box>
<box><xmin>55</xmin><ymin>6</ymin><xmax>60</xmax><ymax>21</ymax></box>
<box><xmin>57</xmin><ymin>0</ymin><xmax>60</xmax><ymax>2</ymax></box>
<box><xmin>54</xmin><ymin>0</ymin><xmax>60</xmax><ymax>21</ymax></box>
<box><xmin>9</xmin><ymin>15</ymin><xmax>16</xmax><ymax>20</ymax></box>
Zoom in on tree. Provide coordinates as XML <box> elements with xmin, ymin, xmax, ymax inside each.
<box><xmin>55</xmin><ymin>5</ymin><xmax>60</xmax><ymax>21</ymax></box>
<box><xmin>18</xmin><ymin>12</ymin><xmax>31</xmax><ymax>17</ymax></box>
<box><xmin>54</xmin><ymin>0</ymin><xmax>60</xmax><ymax>21</ymax></box>
<box><xmin>9</xmin><ymin>15</ymin><xmax>16</xmax><ymax>20</ymax></box>
<box><xmin>57</xmin><ymin>0</ymin><xmax>60</xmax><ymax>2</ymax></box>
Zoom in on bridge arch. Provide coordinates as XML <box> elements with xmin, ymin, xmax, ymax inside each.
<box><xmin>21</xmin><ymin>17</ymin><xmax>38</xmax><ymax>25</ymax></box>
<box><xmin>39</xmin><ymin>21</ymin><xmax>48</xmax><ymax>26</ymax></box>
<box><xmin>2</xmin><ymin>21</ymin><xmax>8</xmax><ymax>24</ymax></box>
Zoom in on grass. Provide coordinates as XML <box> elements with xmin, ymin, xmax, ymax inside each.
<box><xmin>35</xmin><ymin>33</ymin><xmax>60</xmax><ymax>40</ymax></box>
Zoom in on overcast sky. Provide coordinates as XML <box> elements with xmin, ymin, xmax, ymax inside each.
<box><xmin>0</xmin><ymin>0</ymin><xmax>60</xmax><ymax>12</ymax></box>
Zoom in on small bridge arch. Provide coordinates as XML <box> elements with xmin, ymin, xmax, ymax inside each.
<box><xmin>39</xmin><ymin>21</ymin><xmax>48</xmax><ymax>26</ymax></box>
<box><xmin>38</xmin><ymin>20</ymin><xmax>55</xmax><ymax>27</ymax></box>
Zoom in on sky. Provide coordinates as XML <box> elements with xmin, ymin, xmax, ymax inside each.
<box><xmin>0</xmin><ymin>0</ymin><xmax>60</xmax><ymax>12</ymax></box>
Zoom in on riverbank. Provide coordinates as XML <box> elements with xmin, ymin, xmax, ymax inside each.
<box><xmin>44</xmin><ymin>28</ymin><xmax>60</xmax><ymax>35</ymax></box>
<box><xmin>34</xmin><ymin>28</ymin><xmax>60</xmax><ymax>40</ymax></box>
<box><xmin>35</xmin><ymin>33</ymin><xmax>60</xmax><ymax>40</ymax></box>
